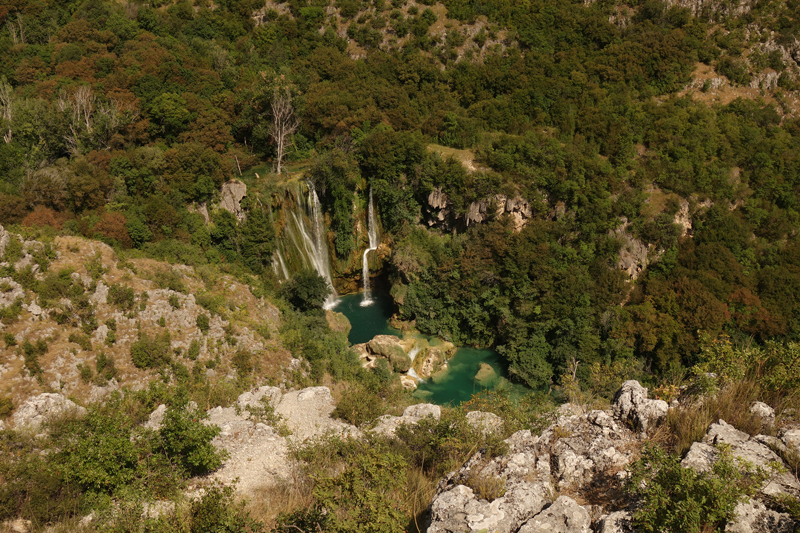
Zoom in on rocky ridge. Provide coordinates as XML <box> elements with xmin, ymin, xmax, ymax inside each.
<box><xmin>427</xmin><ymin>380</ymin><xmax>800</xmax><ymax>533</ymax></box>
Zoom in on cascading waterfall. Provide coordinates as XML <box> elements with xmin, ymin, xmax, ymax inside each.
<box><xmin>360</xmin><ymin>187</ymin><xmax>380</xmax><ymax>307</ymax></box>
<box><xmin>271</xmin><ymin>181</ymin><xmax>339</xmax><ymax>309</ymax></box>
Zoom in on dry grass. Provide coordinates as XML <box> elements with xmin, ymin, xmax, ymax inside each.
<box><xmin>245</xmin><ymin>472</ymin><xmax>315</xmax><ymax>531</ymax></box>
<box><xmin>663</xmin><ymin>379</ymin><xmax>768</xmax><ymax>456</ymax></box>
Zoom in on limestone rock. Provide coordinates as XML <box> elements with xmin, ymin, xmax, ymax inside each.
<box><xmin>613</xmin><ymin>380</ymin><xmax>668</xmax><ymax>432</ymax></box>
<box><xmin>518</xmin><ymin>496</ymin><xmax>591</xmax><ymax>533</ymax></box>
<box><xmin>367</xmin><ymin>335</ymin><xmax>410</xmax><ymax>372</ymax></box>
<box><xmin>749</xmin><ymin>402</ymin><xmax>775</xmax><ymax>426</ymax></box>
<box><xmin>428</xmin><ymin>187</ymin><xmax>449</xmax><ymax>210</ymax></box>
<box><xmin>219</xmin><ymin>179</ymin><xmax>247</xmax><ymax>221</ymax></box>
<box><xmin>597</xmin><ymin>510</ymin><xmax>635</xmax><ymax>533</ymax></box>
<box><xmin>9</xmin><ymin>393</ymin><xmax>86</xmax><ymax>430</ymax></box>
<box><xmin>725</xmin><ymin>500</ymin><xmax>797</xmax><ymax>533</ymax></box>
<box><xmin>373</xmin><ymin>403</ymin><xmax>441</xmax><ymax>437</ymax></box>
<box><xmin>781</xmin><ymin>428</ymin><xmax>800</xmax><ymax>455</ymax></box>
<box><xmin>144</xmin><ymin>404</ymin><xmax>167</xmax><ymax>430</ymax></box>
<box><xmin>237</xmin><ymin>386</ymin><xmax>281</xmax><ymax>411</ymax></box>
<box><xmin>0</xmin><ymin>225</ymin><xmax>9</xmax><ymax>258</ymax></box>
<box><xmin>0</xmin><ymin>277</ymin><xmax>24</xmax><ymax>310</ymax></box>
<box><xmin>466</xmin><ymin>410</ymin><xmax>503</xmax><ymax>434</ymax></box>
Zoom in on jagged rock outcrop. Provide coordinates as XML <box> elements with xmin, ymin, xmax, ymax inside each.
<box><xmin>613</xmin><ymin>380</ymin><xmax>668</xmax><ymax>432</ymax></box>
<box><xmin>611</xmin><ymin>218</ymin><xmax>652</xmax><ymax>281</ymax></box>
<box><xmin>424</xmin><ymin>191</ymin><xmax>535</xmax><ymax>232</ymax></box>
<box><xmin>219</xmin><ymin>179</ymin><xmax>247</xmax><ymax>221</ymax></box>
<box><xmin>354</xmin><ymin>334</ymin><xmax>412</xmax><ymax>372</ymax></box>
<box><xmin>9</xmin><ymin>392</ymin><xmax>86</xmax><ymax>430</ymax></box>
<box><xmin>664</xmin><ymin>0</ymin><xmax>753</xmax><ymax>18</ymax></box>
<box><xmin>426</xmin><ymin>382</ymin><xmax>654</xmax><ymax>532</ymax></box>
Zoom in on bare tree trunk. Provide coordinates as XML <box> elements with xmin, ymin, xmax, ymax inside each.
<box><xmin>268</xmin><ymin>86</ymin><xmax>299</xmax><ymax>174</ymax></box>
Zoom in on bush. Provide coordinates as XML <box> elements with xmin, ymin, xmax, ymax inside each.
<box><xmin>108</xmin><ymin>284</ymin><xmax>136</xmax><ymax>311</ymax></box>
<box><xmin>188</xmin><ymin>483</ymin><xmax>264</xmax><ymax>533</ymax></box>
<box><xmin>196</xmin><ymin>313</ymin><xmax>210</xmax><ymax>334</ymax></box>
<box><xmin>278</xmin><ymin>269</ymin><xmax>331</xmax><ymax>312</ymax></box>
<box><xmin>187</xmin><ymin>339</ymin><xmax>201</xmax><ymax>360</ymax></box>
<box><xmin>0</xmin><ymin>397</ymin><xmax>13</xmax><ymax>418</ymax></box>
<box><xmin>158</xmin><ymin>406</ymin><xmax>224</xmax><ymax>476</ymax></box>
<box><xmin>130</xmin><ymin>331</ymin><xmax>172</xmax><ymax>369</ymax></box>
<box><xmin>628</xmin><ymin>444</ymin><xmax>771</xmax><ymax>533</ymax></box>
<box><xmin>69</xmin><ymin>332</ymin><xmax>92</xmax><ymax>351</ymax></box>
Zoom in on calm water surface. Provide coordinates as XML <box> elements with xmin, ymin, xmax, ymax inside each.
<box><xmin>335</xmin><ymin>290</ymin><xmax>528</xmax><ymax>405</ymax></box>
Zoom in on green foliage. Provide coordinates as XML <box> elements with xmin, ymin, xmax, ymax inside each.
<box><xmin>188</xmin><ymin>483</ymin><xmax>264</xmax><ymax>533</ymax></box>
<box><xmin>69</xmin><ymin>332</ymin><xmax>92</xmax><ymax>351</ymax></box>
<box><xmin>628</xmin><ymin>444</ymin><xmax>771</xmax><ymax>533</ymax></box>
<box><xmin>187</xmin><ymin>339</ymin><xmax>201</xmax><ymax>360</ymax></box>
<box><xmin>197</xmin><ymin>313</ymin><xmax>211</xmax><ymax>334</ymax></box>
<box><xmin>130</xmin><ymin>330</ymin><xmax>172</xmax><ymax>369</ymax></box>
<box><xmin>0</xmin><ymin>397</ymin><xmax>13</xmax><ymax>419</ymax></box>
<box><xmin>108</xmin><ymin>284</ymin><xmax>136</xmax><ymax>311</ymax></box>
<box><xmin>278</xmin><ymin>269</ymin><xmax>331</xmax><ymax>312</ymax></box>
<box><xmin>2</xmin><ymin>332</ymin><xmax>15</xmax><ymax>348</ymax></box>
<box><xmin>159</xmin><ymin>405</ymin><xmax>225</xmax><ymax>476</ymax></box>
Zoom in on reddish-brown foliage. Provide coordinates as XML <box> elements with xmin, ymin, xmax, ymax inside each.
<box><xmin>21</xmin><ymin>206</ymin><xmax>68</xmax><ymax>230</ymax></box>
<box><xmin>0</xmin><ymin>194</ymin><xmax>29</xmax><ymax>224</ymax></box>
<box><xmin>93</xmin><ymin>211</ymin><xmax>132</xmax><ymax>248</ymax></box>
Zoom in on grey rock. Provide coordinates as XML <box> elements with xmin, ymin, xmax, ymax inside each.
<box><xmin>403</xmin><ymin>403</ymin><xmax>441</xmax><ymax>419</ymax></box>
<box><xmin>518</xmin><ymin>496</ymin><xmax>590</xmax><ymax>533</ymax></box>
<box><xmin>598</xmin><ymin>510</ymin><xmax>635</xmax><ymax>533</ymax></box>
<box><xmin>9</xmin><ymin>393</ymin><xmax>86</xmax><ymax>430</ymax></box>
<box><xmin>725</xmin><ymin>500</ymin><xmax>797</xmax><ymax>533</ymax></box>
<box><xmin>237</xmin><ymin>386</ymin><xmax>281</xmax><ymax>411</ymax></box>
<box><xmin>781</xmin><ymin>429</ymin><xmax>800</xmax><ymax>454</ymax></box>
<box><xmin>466</xmin><ymin>410</ymin><xmax>503</xmax><ymax>434</ymax></box>
<box><xmin>144</xmin><ymin>404</ymin><xmax>167</xmax><ymax>430</ymax></box>
<box><xmin>613</xmin><ymin>380</ymin><xmax>668</xmax><ymax>432</ymax></box>
<box><xmin>219</xmin><ymin>179</ymin><xmax>247</xmax><ymax>221</ymax></box>
<box><xmin>91</xmin><ymin>281</ymin><xmax>108</xmax><ymax>305</ymax></box>
<box><xmin>428</xmin><ymin>187</ymin><xmax>449</xmax><ymax>210</ymax></box>
<box><xmin>373</xmin><ymin>403</ymin><xmax>440</xmax><ymax>437</ymax></box>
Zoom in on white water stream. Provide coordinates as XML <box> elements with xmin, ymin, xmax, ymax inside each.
<box><xmin>360</xmin><ymin>187</ymin><xmax>379</xmax><ymax>307</ymax></box>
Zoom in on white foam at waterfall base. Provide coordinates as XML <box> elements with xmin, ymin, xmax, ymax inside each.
<box><xmin>360</xmin><ymin>187</ymin><xmax>379</xmax><ymax>307</ymax></box>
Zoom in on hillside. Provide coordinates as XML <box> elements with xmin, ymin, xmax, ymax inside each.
<box><xmin>1</xmin><ymin>0</ymin><xmax>800</xmax><ymax>531</ymax></box>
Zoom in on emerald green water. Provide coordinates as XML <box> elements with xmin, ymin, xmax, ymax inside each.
<box><xmin>335</xmin><ymin>290</ymin><xmax>528</xmax><ymax>405</ymax></box>
<box><xmin>335</xmin><ymin>292</ymin><xmax>400</xmax><ymax>345</ymax></box>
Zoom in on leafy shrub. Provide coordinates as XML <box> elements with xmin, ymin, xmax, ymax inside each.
<box><xmin>188</xmin><ymin>483</ymin><xmax>264</xmax><ymax>533</ymax></box>
<box><xmin>0</xmin><ymin>397</ymin><xmax>13</xmax><ymax>418</ymax></box>
<box><xmin>130</xmin><ymin>331</ymin><xmax>172</xmax><ymax>369</ymax></box>
<box><xmin>84</xmin><ymin>252</ymin><xmax>107</xmax><ymax>281</ymax></box>
<box><xmin>21</xmin><ymin>339</ymin><xmax>48</xmax><ymax>377</ymax></box>
<box><xmin>628</xmin><ymin>444</ymin><xmax>771</xmax><ymax>533</ymax></box>
<box><xmin>152</xmin><ymin>268</ymin><xmax>187</xmax><ymax>293</ymax></box>
<box><xmin>186</xmin><ymin>339</ymin><xmax>201</xmax><ymax>360</ymax></box>
<box><xmin>158</xmin><ymin>406</ymin><xmax>224</xmax><ymax>476</ymax></box>
<box><xmin>0</xmin><ymin>299</ymin><xmax>22</xmax><ymax>323</ymax></box>
<box><xmin>168</xmin><ymin>294</ymin><xmax>180</xmax><ymax>309</ymax></box>
<box><xmin>232</xmin><ymin>350</ymin><xmax>254</xmax><ymax>378</ymax></box>
<box><xmin>196</xmin><ymin>313</ymin><xmax>210</xmax><ymax>334</ymax></box>
<box><xmin>95</xmin><ymin>352</ymin><xmax>117</xmax><ymax>383</ymax></box>
<box><xmin>3</xmin><ymin>332</ymin><xmax>15</xmax><ymax>347</ymax></box>
<box><xmin>108</xmin><ymin>284</ymin><xmax>136</xmax><ymax>311</ymax></box>
<box><xmin>1</xmin><ymin>235</ymin><xmax>23</xmax><ymax>263</ymax></box>
<box><xmin>69</xmin><ymin>332</ymin><xmax>92</xmax><ymax>351</ymax></box>
<box><xmin>77</xmin><ymin>363</ymin><xmax>94</xmax><ymax>383</ymax></box>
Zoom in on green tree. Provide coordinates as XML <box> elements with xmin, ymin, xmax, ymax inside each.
<box><xmin>279</xmin><ymin>269</ymin><xmax>331</xmax><ymax>312</ymax></box>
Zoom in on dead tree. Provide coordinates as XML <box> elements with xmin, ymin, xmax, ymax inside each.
<box><xmin>268</xmin><ymin>85</ymin><xmax>299</xmax><ymax>175</ymax></box>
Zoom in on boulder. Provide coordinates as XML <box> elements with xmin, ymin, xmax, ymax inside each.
<box><xmin>517</xmin><ymin>496</ymin><xmax>591</xmax><ymax>533</ymax></box>
<box><xmin>613</xmin><ymin>380</ymin><xmax>668</xmax><ymax>432</ymax></box>
<box><xmin>144</xmin><ymin>404</ymin><xmax>167</xmax><ymax>430</ymax></box>
<box><xmin>237</xmin><ymin>386</ymin><xmax>281</xmax><ymax>411</ymax></box>
<box><xmin>749</xmin><ymin>401</ymin><xmax>775</xmax><ymax>426</ymax></box>
<box><xmin>9</xmin><ymin>393</ymin><xmax>87</xmax><ymax>430</ymax></box>
<box><xmin>367</xmin><ymin>335</ymin><xmax>410</xmax><ymax>372</ymax></box>
<box><xmin>466</xmin><ymin>410</ymin><xmax>503</xmax><ymax>434</ymax></box>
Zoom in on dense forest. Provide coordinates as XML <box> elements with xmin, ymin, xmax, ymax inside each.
<box><xmin>1</xmin><ymin>0</ymin><xmax>800</xmax><ymax>391</ymax></box>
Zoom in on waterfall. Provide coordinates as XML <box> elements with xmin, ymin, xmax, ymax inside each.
<box><xmin>271</xmin><ymin>181</ymin><xmax>339</xmax><ymax>309</ymax></box>
<box><xmin>360</xmin><ymin>187</ymin><xmax>380</xmax><ymax>307</ymax></box>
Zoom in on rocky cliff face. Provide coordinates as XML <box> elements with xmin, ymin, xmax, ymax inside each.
<box><xmin>424</xmin><ymin>190</ymin><xmax>538</xmax><ymax>233</ymax></box>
